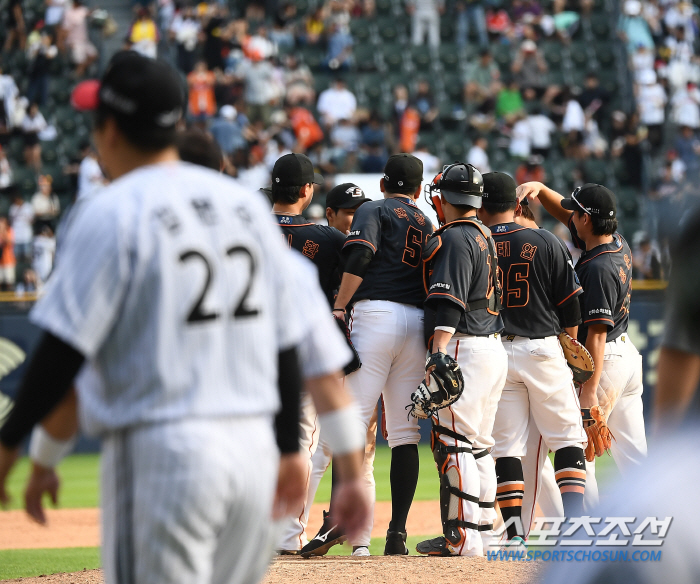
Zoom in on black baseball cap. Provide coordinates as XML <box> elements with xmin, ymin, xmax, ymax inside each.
<box><xmin>482</xmin><ymin>172</ymin><xmax>517</xmax><ymax>204</ymax></box>
<box><xmin>70</xmin><ymin>51</ymin><xmax>184</xmax><ymax>130</ymax></box>
<box><xmin>561</xmin><ymin>184</ymin><xmax>617</xmax><ymax>219</ymax></box>
<box><xmin>383</xmin><ymin>154</ymin><xmax>423</xmax><ymax>192</ymax></box>
<box><xmin>265</xmin><ymin>153</ymin><xmax>323</xmax><ymax>192</ymax></box>
<box><xmin>326</xmin><ymin>183</ymin><xmax>371</xmax><ymax>209</ymax></box>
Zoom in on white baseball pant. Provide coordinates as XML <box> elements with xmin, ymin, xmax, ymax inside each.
<box><xmin>101</xmin><ymin>416</ymin><xmax>278</xmax><ymax>584</ymax></box>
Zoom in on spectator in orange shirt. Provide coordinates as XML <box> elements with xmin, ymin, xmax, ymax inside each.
<box><xmin>0</xmin><ymin>217</ymin><xmax>16</xmax><ymax>291</ymax></box>
<box><xmin>187</xmin><ymin>61</ymin><xmax>217</xmax><ymax>122</ymax></box>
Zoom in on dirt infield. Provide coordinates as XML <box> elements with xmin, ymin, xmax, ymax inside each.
<box><xmin>0</xmin><ymin>501</ymin><xmax>444</xmax><ymax>550</ymax></box>
<box><xmin>4</xmin><ymin>558</ymin><xmax>543</xmax><ymax>584</ymax></box>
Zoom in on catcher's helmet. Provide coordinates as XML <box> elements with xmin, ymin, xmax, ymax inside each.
<box><xmin>425</xmin><ymin>162</ymin><xmax>484</xmax><ymax>224</ymax></box>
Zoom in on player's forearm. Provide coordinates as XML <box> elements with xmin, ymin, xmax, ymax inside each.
<box><xmin>334</xmin><ymin>273</ymin><xmax>363</xmax><ymax>311</ymax></box>
<box><xmin>653</xmin><ymin>347</ymin><xmax>700</xmax><ymax>432</ymax></box>
<box><xmin>41</xmin><ymin>387</ymin><xmax>78</xmax><ymax>441</ymax></box>
<box><xmin>275</xmin><ymin>347</ymin><xmax>302</xmax><ymax>454</ymax></box>
<box><xmin>537</xmin><ymin>184</ymin><xmax>572</xmax><ymax>226</ymax></box>
<box><xmin>432</xmin><ymin>329</ymin><xmax>454</xmax><ymax>354</ymax></box>
<box><xmin>581</xmin><ymin>327</ymin><xmax>607</xmax><ymax>403</ymax></box>
<box><xmin>564</xmin><ymin>326</ymin><xmax>578</xmax><ymax>339</ymax></box>
<box><xmin>306</xmin><ymin>372</ymin><xmax>352</xmax><ymax>414</ymax></box>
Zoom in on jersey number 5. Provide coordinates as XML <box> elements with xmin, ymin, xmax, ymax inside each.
<box><xmin>179</xmin><ymin>246</ymin><xmax>259</xmax><ymax>324</ymax></box>
<box><xmin>402</xmin><ymin>226</ymin><xmax>423</xmax><ymax>268</ymax></box>
<box><xmin>505</xmin><ymin>263</ymin><xmax>530</xmax><ymax>308</ymax></box>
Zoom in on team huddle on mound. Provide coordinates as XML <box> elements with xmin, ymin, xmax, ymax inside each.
<box><xmin>272</xmin><ymin>152</ymin><xmax>646</xmax><ymax>558</ymax></box>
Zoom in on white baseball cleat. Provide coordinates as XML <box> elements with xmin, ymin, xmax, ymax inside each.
<box><xmin>351</xmin><ymin>546</ymin><xmax>370</xmax><ymax>557</ymax></box>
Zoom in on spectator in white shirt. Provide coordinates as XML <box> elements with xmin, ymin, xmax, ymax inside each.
<box><xmin>631</xmin><ymin>44</ymin><xmax>655</xmax><ymax>83</ymax></box>
<box><xmin>637</xmin><ymin>69</ymin><xmax>667</xmax><ymax>149</ymax></box>
<box><xmin>22</xmin><ymin>102</ymin><xmax>47</xmax><ymax>171</ymax></box>
<box><xmin>407</xmin><ymin>0</ymin><xmax>445</xmax><ymax>48</ymax></box>
<box><xmin>31</xmin><ymin>175</ymin><xmax>60</xmax><ymax>227</ymax></box>
<box><xmin>671</xmin><ymin>82</ymin><xmax>700</xmax><ymax>128</ymax></box>
<box><xmin>317</xmin><ymin>78</ymin><xmax>357</xmax><ymax>127</ymax></box>
<box><xmin>561</xmin><ymin>91</ymin><xmax>586</xmax><ymax>132</ymax></box>
<box><xmin>467</xmin><ymin>136</ymin><xmax>491</xmax><ymax>173</ymax></box>
<box><xmin>509</xmin><ymin>113</ymin><xmax>532</xmax><ymax>159</ymax></box>
<box><xmin>8</xmin><ymin>190</ymin><xmax>33</xmax><ymax>263</ymax></box>
<box><xmin>77</xmin><ymin>142</ymin><xmax>106</xmax><ymax>199</ymax></box>
<box><xmin>412</xmin><ymin>143</ymin><xmax>441</xmax><ymax>175</ymax></box>
<box><xmin>0</xmin><ymin>146</ymin><xmax>12</xmax><ymax>189</ymax></box>
<box><xmin>527</xmin><ymin>108</ymin><xmax>557</xmax><ymax>157</ymax></box>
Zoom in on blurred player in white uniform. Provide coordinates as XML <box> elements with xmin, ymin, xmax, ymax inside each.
<box><xmin>0</xmin><ymin>52</ymin><xmax>368</xmax><ymax>584</ymax></box>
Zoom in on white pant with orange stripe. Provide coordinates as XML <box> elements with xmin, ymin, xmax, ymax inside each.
<box><xmin>430</xmin><ymin>333</ymin><xmax>507</xmax><ymax>556</ymax></box>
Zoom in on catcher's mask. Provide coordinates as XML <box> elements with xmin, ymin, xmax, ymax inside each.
<box><xmin>424</xmin><ymin>162</ymin><xmax>484</xmax><ymax>226</ymax></box>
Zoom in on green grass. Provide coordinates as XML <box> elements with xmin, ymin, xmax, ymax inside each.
<box><xmin>5</xmin><ymin>454</ymin><xmax>100</xmax><ymax>511</ymax></box>
<box><xmin>327</xmin><ymin>534</ymin><xmax>441</xmax><ymax>556</ymax></box>
<box><xmin>0</xmin><ymin>548</ymin><xmax>100</xmax><ymax>580</ymax></box>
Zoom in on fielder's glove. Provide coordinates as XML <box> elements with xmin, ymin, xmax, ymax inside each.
<box><xmin>407</xmin><ymin>352</ymin><xmax>464</xmax><ymax>419</ymax></box>
<box><xmin>559</xmin><ymin>332</ymin><xmax>594</xmax><ymax>385</ymax></box>
<box><xmin>582</xmin><ymin>405</ymin><xmax>613</xmax><ymax>462</ymax></box>
<box><xmin>333</xmin><ymin>315</ymin><xmax>362</xmax><ymax>376</ymax></box>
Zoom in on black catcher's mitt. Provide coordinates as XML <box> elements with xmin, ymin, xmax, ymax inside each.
<box><xmin>407</xmin><ymin>352</ymin><xmax>464</xmax><ymax>419</ymax></box>
<box><xmin>334</xmin><ymin>316</ymin><xmax>362</xmax><ymax>376</ymax></box>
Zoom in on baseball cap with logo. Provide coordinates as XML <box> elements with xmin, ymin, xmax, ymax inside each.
<box><xmin>265</xmin><ymin>153</ymin><xmax>323</xmax><ymax>192</ymax></box>
<box><xmin>326</xmin><ymin>183</ymin><xmax>372</xmax><ymax>209</ymax></box>
<box><xmin>482</xmin><ymin>172</ymin><xmax>517</xmax><ymax>204</ymax></box>
<box><xmin>70</xmin><ymin>51</ymin><xmax>184</xmax><ymax>131</ymax></box>
<box><xmin>561</xmin><ymin>184</ymin><xmax>617</xmax><ymax>219</ymax></box>
<box><xmin>382</xmin><ymin>154</ymin><xmax>423</xmax><ymax>192</ymax></box>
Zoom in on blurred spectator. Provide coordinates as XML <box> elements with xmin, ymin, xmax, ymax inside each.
<box><xmin>0</xmin><ymin>147</ymin><xmax>12</xmax><ymax>189</ymax></box>
<box><xmin>496</xmin><ymin>78</ymin><xmax>525</xmax><ymax>123</ymax></box>
<box><xmin>527</xmin><ymin>107</ymin><xmax>557</xmax><ymax>157</ymax></box>
<box><xmin>552</xmin><ymin>0</ymin><xmax>580</xmax><ymax>43</ymax></box>
<box><xmin>467</xmin><ymin>135</ymin><xmax>491</xmax><ymax>173</ymax></box>
<box><xmin>284</xmin><ymin>55</ymin><xmax>315</xmax><ymax>106</ymax></box>
<box><xmin>236</xmin><ymin>147</ymin><xmax>269</xmax><ymax>192</ymax></box>
<box><xmin>666</xmin><ymin>149</ymin><xmax>687</xmax><ymax>183</ymax></box>
<box><xmin>399</xmin><ymin>105</ymin><xmax>421</xmax><ymax>152</ymax></box>
<box><xmin>22</xmin><ymin>103</ymin><xmax>47</xmax><ymax>172</ymax></box>
<box><xmin>392</xmin><ymin>84</ymin><xmax>410</xmax><ymax>127</ymax></box>
<box><xmin>15</xmin><ymin>268</ymin><xmax>38</xmax><ymax>294</ymax></box>
<box><xmin>637</xmin><ymin>70</ymin><xmax>666</xmax><ymax>150</ymax></box>
<box><xmin>633</xmin><ymin>232</ymin><xmax>662</xmax><ymax>279</ymax></box>
<box><xmin>511</xmin><ymin>40</ymin><xmax>552</xmax><ymax>102</ymax></box>
<box><xmin>210</xmin><ymin>105</ymin><xmax>247</xmax><ymax>155</ymax></box>
<box><xmin>665</xmin><ymin>25</ymin><xmax>694</xmax><ymax>64</ymax></box>
<box><xmin>0</xmin><ymin>217</ymin><xmax>16</xmax><ymax>291</ymax></box>
<box><xmin>618</xmin><ymin>0</ymin><xmax>654</xmax><ymax>55</ymax></box>
<box><xmin>325</xmin><ymin>23</ymin><xmax>354</xmax><ymax>71</ymax></box>
<box><xmin>0</xmin><ymin>67</ymin><xmax>19</xmax><ymax>130</ymax></box>
<box><xmin>170</xmin><ymin>6</ymin><xmax>200</xmax><ymax>74</ymax></box>
<box><xmin>31</xmin><ymin>175</ymin><xmax>60</xmax><ymax>228</ymax></box>
<box><xmin>62</xmin><ymin>0</ymin><xmax>97</xmax><ymax>77</ymax></box>
<box><xmin>641</xmin><ymin>0</ymin><xmax>663</xmax><ymax>42</ymax></box>
<box><xmin>361</xmin><ymin>112</ymin><xmax>387</xmax><ymax>148</ymax></box>
<box><xmin>455</xmin><ymin>0</ymin><xmax>487</xmax><ymax>48</ymax></box>
<box><xmin>612</xmin><ymin>116</ymin><xmax>645</xmax><ymax>186</ymax></box>
<box><xmin>32</xmin><ymin>225</ymin><xmax>56</xmax><ymax>285</ymax></box>
<box><xmin>128</xmin><ymin>9</ymin><xmax>160</xmax><ymax>59</ymax></box>
<box><xmin>578</xmin><ymin>73</ymin><xmax>610</xmax><ymax>117</ymax></box>
<box><xmin>317</xmin><ymin>78</ymin><xmax>357</xmax><ymax>127</ymax></box>
<box><xmin>561</xmin><ymin>87</ymin><xmax>586</xmax><ymax>133</ymax></box>
<box><xmin>330</xmin><ymin>118</ymin><xmax>361</xmax><ymax>152</ymax></box>
<box><xmin>510</xmin><ymin>113</ymin><xmax>532</xmax><ymax>158</ymax></box>
<box><xmin>664</xmin><ymin>2</ymin><xmax>696</xmax><ymax>43</ymax></box>
<box><xmin>553</xmin><ymin>222</ymin><xmax>581</xmax><ymax>262</ymax></box>
<box><xmin>188</xmin><ymin>61</ymin><xmax>217</xmax><ymax>121</ymax></box>
<box><xmin>45</xmin><ymin>0</ymin><xmax>67</xmax><ymax>30</ymax></box>
<box><xmin>407</xmin><ymin>0</ymin><xmax>445</xmax><ymax>48</ymax></box>
<box><xmin>412</xmin><ymin>143</ymin><xmax>440</xmax><ymax>175</ymax></box>
<box><xmin>202</xmin><ymin>5</ymin><xmax>228</xmax><ymax>70</ymax></box>
<box><xmin>236</xmin><ymin>55</ymin><xmax>276</xmax><ymax>125</ymax></box>
<box><xmin>671</xmin><ymin>82</ymin><xmax>700</xmax><ymax>129</ymax></box>
<box><xmin>301</xmin><ymin>7</ymin><xmax>326</xmax><ymax>45</ymax></box>
<box><xmin>27</xmin><ymin>32</ymin><xmax>58</xmax><ymax>107</ymax></box>
<box><xmin>8</xmin><ymin>191</ymin><xmax>33</xmax><ymax>264</ymax></box>
<box><xmin>631</xmin><ymin>44</ymin><xmax>655</xmax><ymax>83</ymax></box>
<box><xmin>287</xmin><ymin>103</ymin><xmax>324</xmax><ymax>150</ymax></box>
<box><xmin>464</xmin><ymin>49</ymin><xmax>501</xmax><ymax>105</ymax></box>
<box><xmin>77</xmin><ymin>142</ymin><xmax>106</xmax><ymax>199</ymax></box>
<box><xmin>649</xmin><ymin>161</ymin><xmax>681</xmax><ymax>243</ymax></box>
<box><xmin>674</xmin><ymin>125</ymin><xmax>700</xmax><ymax>179</ymax></box>
<box><xmin>414</xmin><ymin>80</ymin><xmax>438</xmax><ymax>131</ymax></box>
<box><xmin>583</xmin><ymin>115</ymin><xmax>608</xmax><ymax>158</ymax></box>
<box><xmin>270</xmin><ymin>3</ymin><xmax>297</xmax><ymax>49</ymax></box>
<box><xmin>5</xmin><ymin>0</ymin><xmax>26</xmax><ymax>52</ymax></box>
<box><xmin>516</xmin><ymin>154</ymin><xmax>546</xmax><ymax>184</ymax></box>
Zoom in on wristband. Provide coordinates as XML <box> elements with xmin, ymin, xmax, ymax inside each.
<box><xmin>28</xmin><ymin>425</ymin><xmax>77</xmax><ymax>469</ymax></box>
<box><xmin>318</xmin><ymin>404</ymin><xmax>365</xmax><ymax>456</ymax></box>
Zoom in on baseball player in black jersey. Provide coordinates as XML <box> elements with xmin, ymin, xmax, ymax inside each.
<box><xmin>518</xmin><ymin>181</ymin><xmax>646</xmax><ymax>508</ymax></box>
<box><xmin>478</xmin><ymin>173</ymin><xmax>587</xmax><ymax>545</ymax></box>
<box><xmin>414</xmin><ymin>163</ymin><xmax>507</xmax><ymax>558</ymax></box>
<box><xmin>332</xmin><ymin>154</ymin><xmax>434</xmax><ymax>555</ymax></box>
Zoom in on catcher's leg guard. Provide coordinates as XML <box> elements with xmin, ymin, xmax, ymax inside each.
<box><xmin>432</xmin><ymin>424</ymin><xmax>482</xmax><ymax>555</ymax></box>
<box><xmin>474</xmin><ymin>449</ymin><xmax>497</xmax><ymax>551</ymax></box>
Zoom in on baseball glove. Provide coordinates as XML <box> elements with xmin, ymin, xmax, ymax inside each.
<box><xmin>558</xmin><ymin>332</ymin><xmax>594</xmax><ymax>385</ymax></box>
<box><xmin>582</xmin><ymin>405</ymin><xmax>613</xmax><ymax>462</ymax></box>
<box><xmin>407</xmin><ymin>352</ymin><xmax>464</xmax><ymax>419</ymax></box>
<box><xmin>333</xmin><ymin>316</ymin><xmax>361</xmax><ymax>376</ymax></box>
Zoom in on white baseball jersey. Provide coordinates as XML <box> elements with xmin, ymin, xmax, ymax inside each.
<box><xmin>31</xmin><ymin>161</ymin><xmax>306</xmax><ymax>437</ymax></box>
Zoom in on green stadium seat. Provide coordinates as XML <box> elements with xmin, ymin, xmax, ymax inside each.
<box><xmin>595</xmin><ymin>42</ymin><xmax>615</xmax><ymax>68</ymax></box>
<box><xmin>491</xmin><ymin>44</ymin><xmax>512</xmax><ymax>70</ymax></box>
<box><xmin>299</xmin><ymin>46</ymin><xmax>322</xmax><ymax>70</ymax></box>
<box><xmin>375</xmin><ymin>0</ymin><xmax>393</xmax><ymax>16</ymax></box>
<box><xmin>590</xmin><ymin>14</ymin><xmax>610</xmax><ymax>39</ymax></box>
<box><xmin>439</xmin><ymin>44</ymin><xmax>459</xmax><ymax>69</ymax></box>
<box><xmin>350</xmin><ymin>20</ymin><xmax>371</xmax><ymax>43</ymax></box>
<box><xmin>378</xmin><ymin>20</ymin><xmax>400</xmax><ymax>43</ymax></box>
<box><xmin>381</xmin><ymin>43</ymin><xmax>404</xmax><ymax>71</ymax></box>
<box><xmin>410</xmin><ymin>47</ymin><xmax>432</xmax><ymax>72</ymax></box>
<box><xmin>569</xmin><ymin>41</ymin><xmax>589</xmax><ymax>68</ymax></box>
<box><xmin>14</xmin><ymin>168</ymin><xmax>37</xmax><ymax>198</ymax></box>
<box><xmin>442</xmin><ymin>131</ymin><xmax>466</xmax><ymax>159</ymax></box>
<box><xmin>443</xmin><ymin>73</ymin><xmax>464</xmax><ymax>102</ymax></box>
<box><xmin>41</xmin><ymin>144</ymin><xmax>58</xmax><ymax>165</ymax></box>
<box><xmin>582</xmin><ymin>159</ymin><xmax>608</xmax><ymax>184</ymax></box>
<box><xmin>314</xmin><ymin>74</ymin><xmax>332</xmax><ymax>94</ymax></box>
<box><xmin>354</xmin><ymin>43</ymin><xmax>378</xmax><ymax>71</ymax></box>
<box><xmin>540</xmin><ymin>41</ymin><xmax>562</xmax><ymax>69</ymax></box>
<box><xmin>440</xmin><ymin>20</ymin><xmax>454</xmax><ymax>42</ymax></box>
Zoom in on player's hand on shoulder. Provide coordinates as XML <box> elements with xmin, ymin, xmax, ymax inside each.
<box><xmin>24</xmin><ymin>462</ymin><xmax>60</xmax><ymax>525</ymax></box>
<box><xmin>516</xmin><ymin>181</ymin><xmax>545</xmax><ymax>203</ymax></box>
<box><xmin>272</xmin><ymin>452</ymin><xmax>307</xmax><ymax>520</ymax></box>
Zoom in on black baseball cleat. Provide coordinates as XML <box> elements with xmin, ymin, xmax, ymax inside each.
<box><xmin>299</xmin><ymin>511</ymin><xmax>346</xmax><ymax>558</ymax></box>
<box><xmin>384</xmin><ymin>529</ymin><xmax>409</xmax><ymax>555</ymax></box>
<box><xmin>415</xmin><ymin>536</ymin><xmax>454</xmax><ymax>556</ymax></box>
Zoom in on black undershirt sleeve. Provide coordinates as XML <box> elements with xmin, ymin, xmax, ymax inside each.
<box><xmin>342</xmin><ymin>246</ymin><xmax>374</xmax><ymax>278</ymax></box>
<box><xmin>558</xmin><ymin>296</ymin><xmax>582</xmax><ymax>329</ymax></box>
<box><xmin>0</xmin><ymin>332</ymin><xmax>85</xmax><ymax>448</ymax></box>
<box><xmin>434</xmin><ymin>299</ymin><xmax>463</xmax><ymax>330</ymax></box>
<box><xmin>275</xmin><ymin>346</ymin><xmax>302</xmax><ymax>454</ymax></box>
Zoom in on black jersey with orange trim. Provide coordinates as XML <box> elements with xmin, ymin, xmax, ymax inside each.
<box><xmin>424</xmin><ymin>219</ymin><xmax>503</xmax><ymax>336</ymax></box>
<box><xmin>570</xmin><ymin>230</ymin><xmax>633</xmax><ymax>344</ymax></box>
<box><xmin>491</xmin><ymin>222</ymin><xmax>582</xmax><ymax>338</ymax></box>
<box><xmin>275</xmin><ymin>213</ymin><xmax>346</xmax><ymax>306</ymax></box>
<box><xmin>344</xmin><ymin>197</ymin><xmax>433</xmax><ymax>307</ymax></box>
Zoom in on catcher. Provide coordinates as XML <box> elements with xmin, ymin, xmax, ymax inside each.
<box><xmin>478</xmin><ymin>173</ymin><xmax>588</xmax><ymax>545</ymax></box>
<box><xmin>409</xmin><ymin>163</ymin><xmax>507</xmax><ymax>557</ymax></box>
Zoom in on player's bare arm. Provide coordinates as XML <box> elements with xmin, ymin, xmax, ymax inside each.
<box><xmin>580</xmin><ymin>324</ymin><xmax>607</xmax><ymax>409</ymax></box>
<box><xmin>516</xmin><ymin>181</ymin><xmax>573</xmax><ymax>225</ymax></box>
<box><xmin>333</xmin><ymin>273</ymin><xmax>364</xmax><ymax>314</ymax></box>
